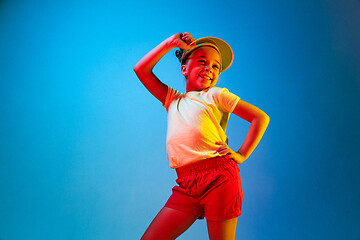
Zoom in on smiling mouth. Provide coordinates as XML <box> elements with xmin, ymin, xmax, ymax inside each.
<box><xmin>199</xmin><ymin>74</ymin><xmax>212</xmax><ymax>80</ymax></box>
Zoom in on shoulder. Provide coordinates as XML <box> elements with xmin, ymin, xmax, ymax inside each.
<box><xmin>163</xmin><ymin>86</ymin><xmax>183</xmax><ymax>110</ymax></box>
<box><xmin>205</xmin><ymin>87</ymin><xmax>240</xmax><ymax>113</ymax></box>
<box><xmin>205</xmin><ymin>87</ymin><xmax>239</xmax><ymax>101</ymax></box>
<box><xmin>207</xmin><ymin>86</ymin><xmax>225</xmax><ymax>95</ymax></box>
<box><xmin>202</xmin><ymin>87</ymin><xmax>225</xmax><ymax>100</ymax></box>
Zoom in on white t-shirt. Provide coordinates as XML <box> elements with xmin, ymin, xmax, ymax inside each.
<box><xmin>163</xmin><ymin>86</ymin><xmax>240</xmax><ymax>168</ymax></box>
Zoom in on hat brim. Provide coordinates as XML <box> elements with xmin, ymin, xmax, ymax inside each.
<box><xmin>194</xmin><ymin>37</ymin><xmax>234</xmax><ymax>72</ymax></box>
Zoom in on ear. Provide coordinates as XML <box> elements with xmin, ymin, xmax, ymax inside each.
<box><xmin>181</xmin><ymin>65</ymin><xmax>188</xmax><ymax>77</ymax></box>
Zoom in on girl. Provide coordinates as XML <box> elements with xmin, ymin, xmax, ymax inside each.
<box><xmin>134</xmin><ymin>32</ymin><xmax>269</xmax><ymax>240</ymax></box>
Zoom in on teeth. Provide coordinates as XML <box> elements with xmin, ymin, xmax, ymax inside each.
<box><xmin>200</xmin><ymin>75</ymin><xmax>211</xmax><ymax>80</ymax></box>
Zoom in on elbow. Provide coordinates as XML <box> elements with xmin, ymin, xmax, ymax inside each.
<box><xmin>263</xmin><ymin>113</ymin><xmax>270</xmax><ymax>125</ymax></box>
<box><xmin>133</xmin><ymin>62</ymin><xmax>151</xmax><ymax>76</ymax></box>
<box><xmin>133</xmin><ymin>62</ymin><xmax>141</xmax><ymax>74</ymax></box>
<box><xmin>133</xmin><ymin>60</ymin><xmax>146</xmax><ymax>74</ymax></box>
<box><xmin>262</xmin><ymin>113</ymin><xmax>270</xmax><ymax>128</ymax></box>
<box><xmin>252</xmin><ymin>112</ymin><xmax>270</xmax><ymax>126</ymax></box>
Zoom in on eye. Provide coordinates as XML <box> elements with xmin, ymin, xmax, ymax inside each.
<box><xmin>213</xmin><ymin>64</ymin><xmax>220</xmax><ymax>69</ymax></box>
<box><xmin>198</xmin><ymin>60</ymin><xmax>206</xmax><ymax>63</ymax></box>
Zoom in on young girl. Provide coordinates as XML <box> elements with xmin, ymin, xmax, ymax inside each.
<box><xmin>134</xmin><ymin>32</ymin><xmax>269</xmax><ymax>240</ymax></box>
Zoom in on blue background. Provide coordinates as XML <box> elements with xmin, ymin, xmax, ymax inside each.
<box><xmin>1</xmin><ymin>0</ymin><xmax>360</xmax><ymax>239</ymax></box>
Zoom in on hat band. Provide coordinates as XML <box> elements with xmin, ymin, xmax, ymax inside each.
<box><xmin>180</xmin><ymin>43</ymin><xmax>222</xmax><ymax>69</ymax></box>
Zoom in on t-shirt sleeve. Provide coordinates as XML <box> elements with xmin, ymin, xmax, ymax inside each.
<box><xmin>163</xmin><ymin>86</ymin><xmax>182</xmax><ymax>111</ymax></box>
<box><xmin>217</xmin><ymin>88</ymin><xmax>241</xmax><ymax>113</ymax></box>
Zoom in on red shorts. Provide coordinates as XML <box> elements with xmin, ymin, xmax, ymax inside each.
<box><xmin>165</xmin><ymin>156</ymin><xmax>243</xmax><ymax>221</ymax></box>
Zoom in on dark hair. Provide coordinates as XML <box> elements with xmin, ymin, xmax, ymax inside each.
<box><xmin>175</xmin><ymin>48</ymin><xmax>188</xmax><ymax>65</ymax></box>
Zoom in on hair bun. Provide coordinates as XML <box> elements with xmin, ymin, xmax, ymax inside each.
<box><xmin>175</xmin><ymin>49</ymin><xmax>185</xmax><ymax>62</ymax></box>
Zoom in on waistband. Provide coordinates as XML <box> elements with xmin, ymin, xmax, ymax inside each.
<box><xmin>175</xmin><ymin>156</ymin><xmax>237</xmax><ymax>177</ymax></box>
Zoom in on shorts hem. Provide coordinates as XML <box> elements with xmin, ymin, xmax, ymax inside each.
<box><xmin>205</xmin><ymin>210</ymin><xmax>241</xmax><ymax>222</ymax></box>
<box><xmin>164</xmin><ymin>203</ymin><xmax>204</xmax><ymax>219</ymax></box>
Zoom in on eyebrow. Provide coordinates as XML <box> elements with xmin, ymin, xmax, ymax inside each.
<box><xmin>196</xmin><ymin>56</ymin><xmax>221</xmax><ymax>65</ymax></box>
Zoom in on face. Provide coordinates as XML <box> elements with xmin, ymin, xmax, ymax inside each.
<box><xmin>181</xmin><ymin>46</ymin><xmax>221</xmax><ymax>92</ymax></box>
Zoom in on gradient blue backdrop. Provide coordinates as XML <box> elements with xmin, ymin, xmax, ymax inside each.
<box><xmin>1</xmin><ymin>0</ymin><xmax>360</xmax><ymax>239</ymax></box>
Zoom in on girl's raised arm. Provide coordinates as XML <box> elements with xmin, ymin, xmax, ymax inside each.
<box><xmin>133</xmin><ymin>33</ymin><xmax>196</xmax><ymax>104</ymax></box>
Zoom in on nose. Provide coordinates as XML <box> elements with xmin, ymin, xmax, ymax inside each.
<box><xmin>204</xmin><ymin>64</ymin><xmax>211</xmax><ymax>72</ymax></box>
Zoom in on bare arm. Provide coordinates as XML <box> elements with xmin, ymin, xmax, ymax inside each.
<box><xmin>133</xmin><ymin>33</ymin><xmax>196</xmax><ymax>104</ymax></box>
<box><xmin>217</xmin><ymin>99</ymin><xmax>270</xmax><ymax>164</ymax></box>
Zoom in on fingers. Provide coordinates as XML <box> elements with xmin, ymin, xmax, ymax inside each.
<box><xmin>215</xmin><ymin>142</ymin><xmax>243</xmax><ymax>163</ymax></box>
<box><xmin>215</xmin><ymin>142</ymin><xmax>226</xmax><ymax>150</ymax></box>
<box><xmin>215</xmin><ymin>141</ymin><xmax>231</xmax><ymax>155</ymax></box>
<box><xmin>180</xmin><ymin>32</ymin><xmax>196</xmax><ymax>49</ymax></box>
<box><xmin>215</xmin><ymin>141</ymin><xmax>227</xmax><ymax>147</ymax></box>
<box><xmin>215</xmin><ymin>142</ymin><xmax>237</xmax><ymax>160</ymax></box>
<box><xmin>181</xmin><ymin>32</ymin><xmax>195</xmax><ymax>44</ymax></box>
<box><xmin>218</xmin><ymin>149</ymin><xmax>231</xmax><ymax>155</ymax></box>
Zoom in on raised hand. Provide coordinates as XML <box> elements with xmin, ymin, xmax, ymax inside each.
<box><xmin>169</xmin><ymin>32</ymin><xmax>196</xmax><ymax>50</ymax></box>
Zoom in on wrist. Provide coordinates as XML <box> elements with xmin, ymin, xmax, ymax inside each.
<box><xmin>237</xmin><ymin>150</ymin><xmax>248</xmax><ymax>161</ymax></box>
<box><xmin>165</xmin><ymin>33</ymin><xmax>180</xmax><ymax>49</ymax></box>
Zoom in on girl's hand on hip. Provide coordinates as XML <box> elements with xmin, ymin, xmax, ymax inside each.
<box><xmin>216</xmin><ymin>142</ymin><xmax>246</xmax><ymax>164</ymax></box>
<box><xmin>169</xmin><ymin>32</ymin><xmax>196</xmax><ymax>50</ymax></box>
